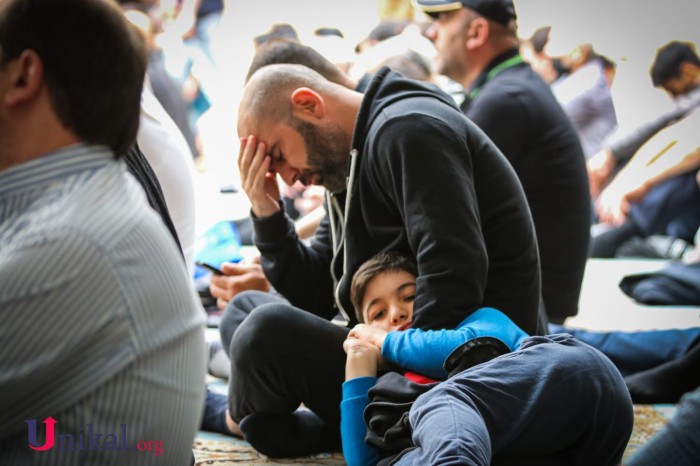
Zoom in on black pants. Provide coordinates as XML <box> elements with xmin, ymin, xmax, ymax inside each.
<box><xmin>220</xmin><ymin>291</ymin><xmax>349</xmax><ymax>427</ymax></box>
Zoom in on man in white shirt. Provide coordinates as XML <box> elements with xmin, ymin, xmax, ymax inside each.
<box><xmin>0</xmin><ymin>1</ymin><xmax>205</xmax><ymax>464</ymax></box>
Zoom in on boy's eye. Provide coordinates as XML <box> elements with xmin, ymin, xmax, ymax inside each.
<box><xmin>403</xmin><ymin>294</ymin><xmax>415</xmax><ymax>303</ymax></box>
<box><xmin>372</xmin><ymin>310</ymin><xmax>386</xmax><ymax>321</ymax></box>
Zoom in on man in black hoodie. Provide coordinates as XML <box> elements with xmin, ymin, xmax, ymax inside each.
<box><xmin>418</xmin><ymin>0</ymin><xmax>591</xmax><ymax>324</ymax></box>
<box><xmin>226</xmin><ymin>63</ymin><xmax>542</xmax><ymax>456</ymax></box>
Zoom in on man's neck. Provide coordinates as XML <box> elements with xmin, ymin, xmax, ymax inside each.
<box><xmin>460</xmin><ymin>40</ymin><xmax>519</xmax><ymax>90</ymax></box>
<box><xmin>461</xmin><ymin>65</ymin><xmax>485</xmax><ymax>91</ymax></box>
<box><xmin>0</xmin><ymin>83</ymin><xmax>84</xmax><ymax>172</ymax></box>
<box><xmin>333</xmin><ymin>88</ymin><xmax>364</xmax><ymax>139</ymax></box>
<box><xmin>0</xmin><ymin>125</ymin><xmax>82</xmax><ymax>172</ymax></box>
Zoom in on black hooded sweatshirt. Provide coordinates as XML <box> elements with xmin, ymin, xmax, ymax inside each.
<box><xmin>252</xmin><ymin>68</ymin><xmax>541</xmax><ymax>335</ymax></box>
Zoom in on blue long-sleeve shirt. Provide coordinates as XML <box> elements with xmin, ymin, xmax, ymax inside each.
<box><xmin>340</xmin><ymin>307</ymin><xmax>528</xmax><ymax>466</ymax></box>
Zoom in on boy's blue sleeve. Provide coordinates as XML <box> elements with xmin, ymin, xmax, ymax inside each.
<box><xmin>341</xmin><ymin>376</ymin><xmax>381</xmax><ymax>466</ymax></box>
<box><xmin>382</xmin><ymin>307</ymin><xmax>528</xmax><ymax>379</ymax></box>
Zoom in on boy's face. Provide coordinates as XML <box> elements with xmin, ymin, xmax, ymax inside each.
<box><xmin>361</xmin><ymin>270</ymin><xmax>416</xmax><ymax>332</ymax></box>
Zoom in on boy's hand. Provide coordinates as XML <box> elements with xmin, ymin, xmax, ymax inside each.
<box><xmin>343</xmin><ymin>337</ymin><xmax>382</xmax><ymax>380</ymax></box>
<box><xmin>348</xmin><ymin>324</ymin><xmax>389</xmax><ymax>350</ymax></box>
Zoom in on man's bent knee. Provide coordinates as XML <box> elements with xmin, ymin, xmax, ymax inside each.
<box><xmin>229</xmin><ymin>303</ymin><xmax>297</xmax><ymax>369</ymax></box>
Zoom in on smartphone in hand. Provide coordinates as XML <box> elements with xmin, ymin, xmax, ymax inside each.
<box><xmin>196</xmin><ymin>261</ymin><xmax>223</xmax><ymax>276</ymax></box>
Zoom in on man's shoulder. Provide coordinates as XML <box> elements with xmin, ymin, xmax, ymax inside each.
<box><xmin>473</xmin><ymin>67</ymin><xmax>573</xmax><ymax>130</ymax></box>
<box><xmin>479</xmin><ymin>66</ymin><xmax>551</xmax><ymax>105</ymax></box>
<box><xmin>368</xmin><ymin>91</ymin><xmax>466</xmax><ymax>138</ymax></box>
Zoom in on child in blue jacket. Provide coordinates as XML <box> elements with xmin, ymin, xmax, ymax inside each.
<box><xmin>342</xmin><ymin>251</ymin><xmax>634</xmax><ymax>466</ymax></box>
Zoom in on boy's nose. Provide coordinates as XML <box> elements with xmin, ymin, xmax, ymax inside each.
<box><xmin>390</xmin><ymin>307</ymin><xmax>408</xmax><ymax>324</ymax></box>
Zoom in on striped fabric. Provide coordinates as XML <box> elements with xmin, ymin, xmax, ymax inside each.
<box><xmin>0</xmin><ymin>144</ymin><xmax>206</xmax><ymax>465</ymax></box>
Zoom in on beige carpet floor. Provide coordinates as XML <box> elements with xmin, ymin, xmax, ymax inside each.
<box><xmin>192</xmin><ymin>404</ymin><xmax>672</xmax><ymax>465</ymax></box>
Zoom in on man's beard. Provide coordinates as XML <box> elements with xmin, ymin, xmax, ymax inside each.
<box><xmin>290</xmin><ymin>117</ymin><xmax>350</xmax><ymax>193</ymax></box>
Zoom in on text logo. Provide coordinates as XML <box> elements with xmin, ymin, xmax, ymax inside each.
<box><xmin>25</xmin><ymin>417</ymin><xmax>165</xmax><ymax>457</ymax></box>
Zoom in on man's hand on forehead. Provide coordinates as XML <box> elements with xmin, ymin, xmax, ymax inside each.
<box><xmin>237</xmin><ymin>134</ymin><xmax>281</xmax><ymax>219</ymax></box>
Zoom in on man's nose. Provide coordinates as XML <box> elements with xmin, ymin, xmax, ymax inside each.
<box><xmin>425</xmin><ymin>23</ymin><xmax>438</xmax><ymax>42</ymax></box>
<box><xmin>272</xmin><ymin>161</ymin><xmax>296</xmax><ymax>186</ymax></box>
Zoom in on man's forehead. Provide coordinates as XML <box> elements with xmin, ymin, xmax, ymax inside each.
<box><xmin>237</xmin><ymin>116</ymin><xmax>291</xmax><ymax>148</ymax></box>
<box><xmin>237</xmin><ymin>112</ymin><xmax>264</xmax><ymax>137</ymax></box>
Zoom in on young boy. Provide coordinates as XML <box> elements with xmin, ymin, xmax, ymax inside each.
<box><xmin>342</xmin><ymin>251</ymin><xmax>634</xmax><ymax>466</ymax></box>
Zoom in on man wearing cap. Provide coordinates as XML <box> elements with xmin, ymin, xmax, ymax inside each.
<box><xmin>418</xmin><ymin>0</ymin><xmax>592</xmax><ymax>325</ymax></box>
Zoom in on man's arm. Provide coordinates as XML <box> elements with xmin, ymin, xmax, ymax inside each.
<box><xmin>596</xmin><ymin>112</ymin><xmax>700</xmax><ymax>225</ymax></box>
<box><xmin>237</xmin><ymin>135</ymin><xmax>336</xmax><ymax>317</ymax></box>
<box><xmin>607</xmin><ymin>104</ymin><xmax>691</xmax><ymax>166</ymax></box>
<box><xmin>589</xmin><ymin>103</ymin><xmax>694</xmax><ymax>199</ymax></box>
<box><xmin>0</xmin><ymin>234</ymin><xmax>134</xmax><ymax>437</ymax></box>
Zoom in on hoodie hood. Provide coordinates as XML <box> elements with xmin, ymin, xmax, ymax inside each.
<box><xmin>350</xmin><ymin>67</ymin><xmax>460</xmax><ymax>154</ymax></box>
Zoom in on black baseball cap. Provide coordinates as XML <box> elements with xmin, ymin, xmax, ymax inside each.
<box><xmin>416</xmin><ymin>0</ymin><xmax>516</xmax><ymax>27</ymax></box>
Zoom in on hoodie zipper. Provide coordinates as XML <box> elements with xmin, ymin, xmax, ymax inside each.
<box><xmin>329</xmin><ymin>148</ymin><xmax>359</xmax><ymax>323</ymax></box>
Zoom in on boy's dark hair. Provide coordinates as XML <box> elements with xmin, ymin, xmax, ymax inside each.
<box><xmin>650</xmin><ymin>41</ymin><xmax>700</xmax><ymax>87</ymax></box>
<box><xmin>350</xmin><ymin>251</ymin><xmax>417</xmax><ymax>323</ymax></box>
<box><xmin>0</xmin><ymin>0</ymin><xmax>147</xmax><ymax>156</ymax></box>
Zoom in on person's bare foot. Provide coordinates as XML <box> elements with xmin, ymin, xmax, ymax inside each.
<box><xmin>225</xmin><ymin>410</ymin><xmax>243</xmax><ymax>437</ymax></box>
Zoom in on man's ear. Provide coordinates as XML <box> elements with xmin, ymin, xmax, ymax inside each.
<box><xmin>465</xmin><ymin>17</ymin><xmax>489</xmax><ymax>50</ymax></box>
<box><xmin>4</xmin><ymin>50</ymin><xmax>44</xmax><ymax>106</ymax></box>
<box><xmin>290</xmin><ymin>87</ymin><xmax>325</xmax><ymax>119</ymax></box>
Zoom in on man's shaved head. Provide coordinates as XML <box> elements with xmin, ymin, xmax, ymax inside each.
<box><xmin>239</xmin><ymin>63</ymin><xmax>334</xmax><ymax>130</ymax></box>
<box><xmin>237</xmin><ymin>63</ymin><xmax>353</xmax><ymax>193</ymax></box>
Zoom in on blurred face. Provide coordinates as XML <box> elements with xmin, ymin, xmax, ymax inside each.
<box><xmin>662</xmin><ymin>75</ymin><xmax>691</xmax><ymax>98</ymax></box>
<box><xmin>245</xmin><ymin>115</ymin><xmax>350</xmax><ymax>193</ymax></box>
<box><xmin>361</xmin><ymin>270</ymin><xmax>416</xmax><ymax>332</ymax></box>
<box><xmin>424</xmin><ymin>8</ymin><xmax>473</xmax><ymax>82</ymax></box>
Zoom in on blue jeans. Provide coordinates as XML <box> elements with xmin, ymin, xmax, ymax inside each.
<box><xmin>550</xmin><ymin>324</ymin><xmax>700</xmax><ymax>376</ymax></box>
<box><xmin>396</xmin><ymin>334</ymin><xmax>633</xmax><ymax>466</ymax></box>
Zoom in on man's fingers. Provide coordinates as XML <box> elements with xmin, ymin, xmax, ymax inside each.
<box><xmin>238</xmin><ymin>136</ymin><xmax>250</xmax><ymax>177</ymax></box>
<box><xmin>247</xmin><ymin>138</ymin><xmax>267</xmax><ymax>181</ymax></box>
<box><xmin>209</xmin><ymin>282</ymin><xmax>232</xmax><ymax>301</ymax></box>
<box><xmin>239</xmin><ymin>135</ymin><xmax>264</xmax><ymax>190</ymax></box>
<box><xmin>219</xmin><ymin>262</ymin><xmax>248</xmax><ymax>275</ymax></box>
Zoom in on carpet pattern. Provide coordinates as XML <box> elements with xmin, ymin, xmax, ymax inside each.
<box><xmin>193</xmin><ymin>436</ymin><xmax>345</xmax><ymax>465</ymax></box>
<box><xmin>621</xmin><ymin>404</ymin><xmax>673</xmax><ymax>461</ymax></box>
<box><xmin>192</xmin><ymin>404</ymin><xmax>672</xmax><ymax>465</ymax></box>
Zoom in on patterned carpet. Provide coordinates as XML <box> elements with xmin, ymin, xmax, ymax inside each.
<box><xmin>193</xmin><ymin>434</ymin><xmax>345</xmax><ymax>465</ymax></box>
<box><xmin>192</xmin><ymin>404</ymin><xmax>673</xmax><ymax>465</ymax></box>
